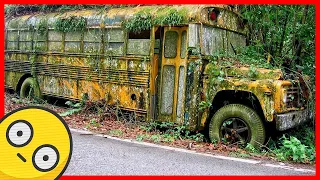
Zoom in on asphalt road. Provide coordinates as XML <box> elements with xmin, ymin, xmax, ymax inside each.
<box><xmin>64</xmin><ymin>130</ymin><xmax>315</xmax><ymax>175</ymax></box>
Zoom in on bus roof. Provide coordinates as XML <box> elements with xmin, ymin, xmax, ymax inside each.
<box><xmin>6</xmin><ymin>5</ymin><xmax>246</xmax><ymax>33</ymax></box>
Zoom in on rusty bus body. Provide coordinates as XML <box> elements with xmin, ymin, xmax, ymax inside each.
<box><xmin>5</xmin><ymin>5</ymin><xmax>309</xmax><ymax>146</ymax></box>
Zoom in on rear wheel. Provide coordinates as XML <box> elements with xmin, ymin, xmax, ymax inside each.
<box><xmin>20</xmin><ymin>77</ymin><xmax>42</xmax><ymax>99</ymax></box>
<box><xmin>209</xmin><ymin>104</ymin><xmax>265</xmax><ymax>147</ymax></box>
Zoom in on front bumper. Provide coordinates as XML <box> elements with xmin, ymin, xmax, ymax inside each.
<box><xmin>275</xmin><ymin>109</ymin><xmax>309</xmax><ymax>131</ymax></box>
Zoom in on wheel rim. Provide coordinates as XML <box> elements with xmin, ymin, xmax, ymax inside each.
<box><xmin>220</xmin><ymin>117</ymin><xmax>251</xmax><ymax>144</ymax></box>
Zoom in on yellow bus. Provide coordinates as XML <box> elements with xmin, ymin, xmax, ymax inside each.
<box><xmin>5</xmin><ymin>5</ymin><xmax>309</xmax><ymax>146</ymax></box>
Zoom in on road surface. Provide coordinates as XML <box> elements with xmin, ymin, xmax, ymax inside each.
<box><xmin>64</xmin><ymin>130</ymin><xmax>315</xmax><ymax>175</ymax></box>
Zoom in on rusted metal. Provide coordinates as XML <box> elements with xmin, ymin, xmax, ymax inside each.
<box><xmin>5</xmin><ymin>5</ymin><xmax>308</xmax><ymax>133</ymax></box>
<box><xmin>275</xmin><ymin>109</ymin><xmax>309</xmax><ymax>131</ymax></box>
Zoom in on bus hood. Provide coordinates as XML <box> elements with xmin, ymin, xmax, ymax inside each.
<box><xmin>204</xmin><ymin>63</ymin><xmax>283</xmax><ymax>80</ymax></box>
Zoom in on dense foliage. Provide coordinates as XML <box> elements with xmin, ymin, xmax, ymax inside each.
<box><xmin>5</xmin><ymin>5</ymin><xmax>118</xmax><ymax>18</ymax></box>
<box><xmin>54</xmin><ymin>16</ymin><xmax>87</xmax><ymax>32</ymax></box>
<box><xmin>240</xmin><ymin>5</ymin><xmax>315</xmax><ymax>76</ymax></box>
<box><xmin>236</xmin><ymin>5</ymin><xmax>315</xmax><ymax>164</ymax></box>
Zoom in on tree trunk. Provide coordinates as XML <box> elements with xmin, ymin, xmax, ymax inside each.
<box><xmin>278</xmin><ymin>9</ymin><xmax>289</xmax><ymax>57</ymax></box>
<box><xmin>295</xmin><ymin>5</ymin><xmax>309</xmax><ymax>65</ymax></box>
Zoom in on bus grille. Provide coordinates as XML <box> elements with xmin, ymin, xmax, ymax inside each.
<box><xmin>286</xmin><ymin>85</ymin><xmax>304</xmax><ymax>109</ymax></box>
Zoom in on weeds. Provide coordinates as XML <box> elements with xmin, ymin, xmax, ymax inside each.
<box><xmin>6</xmin><ymin>91</ymin><xmax>315</xmax><ymax>165</ymax></box>
<box><xmin>274</xmin><ymin>136</ymin><xmax>307</xmax><ymax>162</ymax></box>
<box><xmin>123</xmin><ymin>13</ymin><xmax>152</xmax><ymax>33</ymax></box>
<box><xmin>59</xmin><ymin>101</ymin><xmax>83</xmax><ymax>117</ymax></box>
<box><xmin>123</xmin><ymin>9</ymin><xmax>187</xmax><ymax>33</ymax></box>
<box><xmin>137</xmin><ymin>121</ymin><xmax>204</xmax><ymax>143</ymax></box>
<box><xmin>85</xmin><ymin>118</ymin><xmax>101</xmax><ymax>129</ymax></box>
<box><xmin>54</xmin><ymin>16</ymin><xmax>87</xmax><ymax>33</ymax></box>
<box><xmin>108</xmin><ymin>129</ymin><xmax>123</xmax><ymax>136</ymax></box>
<box><xmin>154</xmin><ymin>9</ymin><xmax>187</xmax><ymax>26</ymax></box>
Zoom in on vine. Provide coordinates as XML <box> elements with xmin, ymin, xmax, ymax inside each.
<box><xmin>123</xmin><ymin>9</ymin><xmax>188</xmax><ymax>33</ymax></box>
<box><xmin>36</xmin><ymin>18</ymin><xmax>48</xmax><ymax>36</ymax></box>
<box><xmin>123</xmin><ymin>13</ymin><xmax>152</xmax><ymax>33</ymax></box>
<box><xmin>54</xmin><ymin>16</ymin><xmax>87</xmax><ymax>32</ymax></box>
<box><xmin>154</xmin><ymin>9</ymin><xmax>187</xmax><ymax>26</ymax></box>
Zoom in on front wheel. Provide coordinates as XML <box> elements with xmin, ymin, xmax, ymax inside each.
<box><xmin>20</xmin><ymin>77</ymin><xmax>42</xmax><ymax>99</ymax></box>
<box><xmin>209</xmin><ymin>104</ymin><xmax>265</xmax><ymax>147</ymax></box>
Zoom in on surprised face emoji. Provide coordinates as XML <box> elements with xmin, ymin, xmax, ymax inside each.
<box><xmin>0</xmin><ymin>106</ymin><xmax>72</xmax><ymax>180</ymax></box>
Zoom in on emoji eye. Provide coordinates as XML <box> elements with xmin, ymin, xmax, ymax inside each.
<box><xmin>6</xmin><ymin>120</ymin><xmax>33</xmax><ymax>147</ymax></box>
<box><xmin>32</xmin><ymin>145</ymin><xmax>60</xmax><ymax>172</ymax></box>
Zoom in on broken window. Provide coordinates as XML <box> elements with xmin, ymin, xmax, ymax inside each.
<box><xmin>127</xmin><ymin>30</ymin><xmax>150</xmax><ymax>56</ymax></box>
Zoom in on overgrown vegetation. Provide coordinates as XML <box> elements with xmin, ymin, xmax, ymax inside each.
<box><xmin>201</xmin><ymin>6</ymin><xmax>315</xmax><ymax>164</ymax></box>
<box><xmin>237</xmin><ymin>5</ymin><xmax>315</xmax><ymax>164</ymax></box>
<box><xmin>138</xmin><ymin>121</ymin><xmax>204</xmax><ymax>143</ymax></box>
<box><xmin>5</xmin><ymin>87</ymin><xmax>316</xmax><ymax>164</ymax></box>
<box><xmin>238</xmin><ymin>5</ymin><xmax>315</xmax><ymax>82</ymax></box>
<box><xmin>56</xmin><ymin>94</ymin><xmax>316</xmax><ymax>164</ymax></box>
<box><xmin>123</xmin><ymin>13</ymin><xmax>153</xmax><ymax>33</ymax></box>
<box><xmin>5</xmin><ymin>5</ymin><xmax>116</xmax><ymax>18</ymax></box>
<box><xmin>35</xmin><ymin>19</ymin><xmax>48</xmax><ymax>36</ymax></box>
<box><xmin>54</xmin><ymin>16</ymin><xmax>87</xmax><ymax>32</ymax></box>
<box><xmin>240</xmin><ymin>124</ymin><xmax>315</xmax><ymax>164</ymax></box>
<box><xmin>123</xmin><ymin>9</ymin><xmax>187</xmax><ymax>33</ymax></box>
<box><xmin>53</xmin><ymin>96</ymin><xmax>205</xmax><ymax>145</ymax></box>
<box><xmin>153</xmin><ymin>9</ymin><xmax>187</xmax><ymax>26</ymax></box>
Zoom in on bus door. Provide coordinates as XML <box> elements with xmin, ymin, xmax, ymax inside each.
<box><xmin>158</xmin><ymin>26</ymin><xmax>188</xmax><ymax>123</ymax></box>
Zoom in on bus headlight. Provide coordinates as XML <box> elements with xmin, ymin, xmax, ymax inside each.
<box><xmin>282</xmin><ymin>91</ymin><xmax>287</xmax><ymax>103</ymax></box>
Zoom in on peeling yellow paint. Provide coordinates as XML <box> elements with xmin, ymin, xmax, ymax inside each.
<box><xmin>5</xmin><ymin>5</ymin><xmax>307</xmax><ymax>133</ymax></box>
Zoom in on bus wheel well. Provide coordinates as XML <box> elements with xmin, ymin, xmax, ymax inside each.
<box><xmin>206</xmin><ymin>90</ymin><xmax>266</xmax><ymax>128</ymax></box>
<box><xmin>16</xmin><ymin>74</ymin><xmax>33</xmax><ymax>95</ymax></box>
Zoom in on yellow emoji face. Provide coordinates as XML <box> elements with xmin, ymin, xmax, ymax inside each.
<box><xmin>0</xmin><ymin>106</ymin><xmax>72</xmax><ymax>180</ymax></box>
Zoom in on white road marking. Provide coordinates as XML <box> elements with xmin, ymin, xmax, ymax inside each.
<box><xmin>263</xmin><ymin>164</ymin><xmax>315</xmax><ymax>173</ymax></box>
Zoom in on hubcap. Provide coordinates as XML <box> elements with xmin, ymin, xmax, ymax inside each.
<box><xmin>220</xmin><ymin>117</ymin><xmax>250</xmax><ymax>144</ymax></box>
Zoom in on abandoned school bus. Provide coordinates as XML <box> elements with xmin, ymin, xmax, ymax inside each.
<box><xmin>5</xmin><ymin>5</ymin><xmax>310</xmax><ymax>146</ymax></box>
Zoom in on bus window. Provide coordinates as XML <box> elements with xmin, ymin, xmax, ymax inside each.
<box><xmin>84</xmin><ymin>28</ymin><xmax>101</xmax><ymax>53</ymax></box>
<box><xmin>164</xmin><ymin>31</ymin><xmax>178</xmax><ymax>58</ymax></box>
<box><xmin>19</xmin><ymin>30</ymin><xmax>33</xmax><ymax>51</ymax></box>
<box><xmin>161</xmin><ymin>65</ymin><xmax>175</xmax><ymax>115</ymax></box>
<box><xmin>176</xmin><ymin>66</ymin><xmax>186</xmax><ymax>118</ymax></box>
<box><xmin>127</xmin><ymin>30</ymin><xmax>150</xmax><ymax>56</ymax></box>
<box><xmin>180</xmin><ymin>31</ymin><xmax>187</xmax><ymax>59</ymax></box>
<box><xmin>48</xmin><ymin>30</ymin><xmax>63</xmax><ymax>52</ymax></box>
<box><xmin>65</xmin><ymin>31</ymin><xmax>82</xmax><ymax>53</ymax></box>
<box><xmin>6</xmin><ymin>30</ymin><xmax>19</xmax><ymax>50</ymax></box>
<box><xmin>105</xmin><ymin>28</ymin><xmax>125</xmax><ymax>56</ymax></box>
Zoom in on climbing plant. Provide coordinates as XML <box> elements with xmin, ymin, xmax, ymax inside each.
<box><xmin>36</xmin><ymin>19</ymin><xmax>48</xmax><ymax>36</ymax></box>
<box><xmin>123</xmin><ymin>13</ymin><xmax>152</xmax><ymax>33</ymax></box>
<box><xmin>154</xmin><ymin>9</ymin><xmax>187</xmax><ymax>26</ymax></box>
<box><xmin>123</xmin><ymin>9</ymin><xmax>188</xmax><ymax>32</ymax></box>
<box><xmin>54</xmin><ymin>16</ymin><xmax>87</xmax><ymax>32</ymax></box>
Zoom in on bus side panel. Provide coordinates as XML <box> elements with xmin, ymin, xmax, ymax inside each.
<box><xmin>184</xmin><ymin>58</ymin><xmax>202</xmax><ymax>130</ymax></box>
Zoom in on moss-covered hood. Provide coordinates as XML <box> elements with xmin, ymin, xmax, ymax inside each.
<box><xmin>204</xmin><ymin>63</ymin><xmax>283</xmax><ymax>80</ymax></box>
